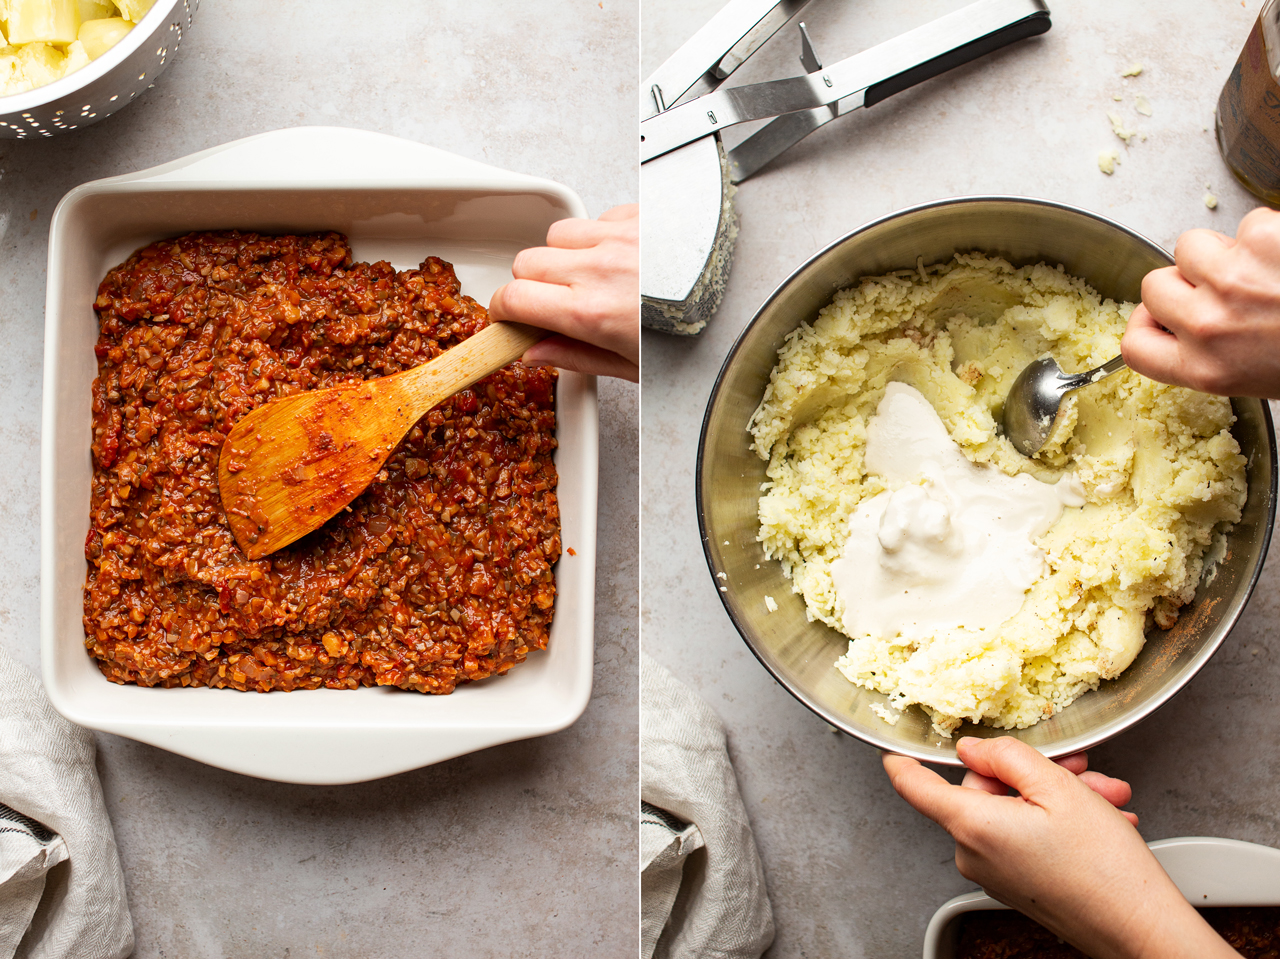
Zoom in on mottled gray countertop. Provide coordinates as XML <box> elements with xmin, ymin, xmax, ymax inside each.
<box><xmin>643</xmin><ymin>1</ymin><xmax>1280</xmax><ymax>957</ymax></box>
<box><xmin>0</xmin><ymin>2</ymin><xmax>637</xmax><ymax>957</ymax></box>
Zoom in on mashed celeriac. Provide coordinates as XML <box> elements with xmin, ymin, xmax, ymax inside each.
<box><xmin>749</xmin><ymin>254</ymin><xmax>1247</xmax><ymax>736</ymax></box>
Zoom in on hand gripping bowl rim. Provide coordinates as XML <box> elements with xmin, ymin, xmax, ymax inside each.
<box><xmin>695</xmin><ymin>194</ymin><xmax>1278</xmax><ymax>765</ymax></box>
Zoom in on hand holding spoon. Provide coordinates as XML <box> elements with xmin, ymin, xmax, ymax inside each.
<box><xmin>1002</xmin><ymin>354</ymin><xmax>1128</xmax><ymax>456</ymax></box>
<box><xmin>218</xmin><ymin>321</ymin><xmax>547</xmax><ymax>560</ymax></box>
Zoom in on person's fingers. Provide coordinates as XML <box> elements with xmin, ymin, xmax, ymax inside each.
<box><xmin>883</xmin><ymin>752</ymin><xmax>984</xmax><ymax>830</ymax></box>
<box><xmin>955</xmin><ymin>736</ymin><xmax>1071</xmax><ymax>805</ymax></box>
<box><xmin>1056</xmin><ymin>754</ymin><xmax>1138</xmax><ymax>820</ymax></box>
<box><xmin>1121</xmin><ymin>810</ymin><xmax>1140</xmax><ymax>826</ymax></box>
<box><xmin>511</xmin><ymin>244</ymin><xmax>602</xmax><ymax>286</ymax></box>
<box><xmin>1054</xmin><ymin>752</ymin><xmax>1088</xmax><ymax>776</ymax></box>
<box><xmin>545</xmin><ymin>214</ymin><xmax>635</xmax><ymax>250</ymax></box>
<box><xmin>522</xmin><ymin>336</ymin><xmax>639</xmax><ymax>381</ymax></box>
<box><xmin>511</xmin><ymin>243</ymin><xmax>638</xmax><ymax>295</ymax></box>
<box><xmin>489</xmin><ymin>278</ymin><xmax>576</xmax><ymax>334</ymax></box>
<box><xmin>956</xmin><ymin>740</ymin><xmax>1140</xmax><ymax>833</ymax></box>
<box><xmin>1139</xmin><ymin>266</ymin><xmax>1200</xmax><ymax>336</ymax></box>
<box><xmin>1234</xmin><ymin>205</ymin><xmax>1280</xmax><ymax>250</ymax></box>
<box><xmin>1121</xmin><ymin>303</ymin><xmax>1186</xmax><ymax>386</ymax></box>
<box><xmin>1078</xmin><ymin>770</ymin><xmax>1134</xmax><ymax>810</ymax></box>
<box><xmin>1174</xmin><ymin>229</ymin><xmax>1234</xmax><ymax>287</ymax></box>
<box><xmin>597</xmin><ymin>203</ymin><xmax>638</xmax><ymax>222</ymax></box>
<box><xmin>491</xmin><ymin>277</ymin><xmax>636</xmax><ymax>360</ymax></box>
<box><xmin>960</xmin><ymin>768</ymin><xmax>1008</xmax><ymax>796</ymax></box>
<box><xmin>486</xmin><ymin>204</ymin><xmax>638</xmax><ymax>382</ymax></box>
<box><xmin>543</xmin><ymin>217</ymin><xmax>607</xmax><ymax>250</ymax></box>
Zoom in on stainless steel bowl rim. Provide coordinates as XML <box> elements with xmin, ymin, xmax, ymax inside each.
<box><xmin>696</xmin><ymin>193</ymin><xmax>1278</xmax><ymax>763</ymax></box>
<box><xmin>0</xmin><ymin>0</ymin><xmax>184</xmax><ymax>113</ymax></box>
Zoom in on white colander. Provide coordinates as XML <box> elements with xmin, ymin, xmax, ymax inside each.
<box><xmin>0</xmin><ymin>0</ymin><xmax>198</xmax><ymax>139</ymax></box>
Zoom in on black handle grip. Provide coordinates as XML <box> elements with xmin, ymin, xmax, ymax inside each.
<box><xmin>864</xmin><ymin>11</ymin><xmax>1051</xmax><ymax>109</ymax></box>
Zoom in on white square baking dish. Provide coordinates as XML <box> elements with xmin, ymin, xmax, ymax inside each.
<box><xmin>922</xmin><ymin>837</ymin><xmax>1280</xmax><ymax>958</ymax></box>
<box><xmin>41</xmin><ymin>127</ymin><xmax>598</xmax><ymax>785</ymax></box>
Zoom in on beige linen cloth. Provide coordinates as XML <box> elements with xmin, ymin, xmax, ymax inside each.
<box><xmin>0</xmin><ymin>646</ymin><xmax>132</xmax><ymax>959</ymax></box>
<box><xmin>641</xmin><ymin>653</ymin><xmax>774</xmax><ymax>959</ymax></box>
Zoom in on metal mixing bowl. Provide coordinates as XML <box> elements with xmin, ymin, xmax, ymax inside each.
<box><xmin>697</xmin><ymin>196</ymin><xmax>1277</xmax><ymax>764</ymax></box>
<box><xmin>0</xmin><ymin>0</ymin><xmax>198</xmax><ymax>139</ymax></box>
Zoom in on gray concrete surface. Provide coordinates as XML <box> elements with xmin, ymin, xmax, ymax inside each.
<box><xmin>0</xmin><ymin>2</ymin><xmax>637</xmax><ymax>956</ymax></box>
<box><xmin>642</xmin><ymin>2</ymin><xmax>1280</xmax><ymax>956</ymax></box>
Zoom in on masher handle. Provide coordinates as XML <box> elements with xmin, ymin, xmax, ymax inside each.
<box><xmin>642</xmin><ymin>0</ymin><xmax>1051</xmax><ymax>165</ymax></box>
<box><xmin>726</xmin><ymin>0</ymin><xmax>1051</xmax><ymax>183</ymax></box>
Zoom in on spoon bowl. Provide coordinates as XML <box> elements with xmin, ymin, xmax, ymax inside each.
<box><xmin>1003</xmin><ymin>353</ymin><xmax>1128</xmax><ymax>456</ymax></box>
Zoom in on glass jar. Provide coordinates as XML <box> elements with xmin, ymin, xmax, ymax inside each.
<box><xmin>1217</xmin><ymin>0</ymin><xmax>1280</xmax><ymax>204</ymax></box>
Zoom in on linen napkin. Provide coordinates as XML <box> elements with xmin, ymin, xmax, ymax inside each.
<box><xmin>640</xmin><ymin>653</ymin><xmax>774</xmax><ymax>959</ymax></box>
<box><xmin>0</xmin><ymin>645</ymin><xmax>132</xmax><ymax>959</ymax></box>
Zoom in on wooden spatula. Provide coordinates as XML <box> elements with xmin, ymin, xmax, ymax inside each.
<box><xmin>218</xmin><ymin>321</ymin><xmax>547</xmax><ymax>560</ymax></box>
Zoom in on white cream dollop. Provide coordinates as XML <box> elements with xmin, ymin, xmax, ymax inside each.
<box><xmin>831</xmin><ymin>382</ymin><xmax>1084</xmax><ymax>641</ymax></box>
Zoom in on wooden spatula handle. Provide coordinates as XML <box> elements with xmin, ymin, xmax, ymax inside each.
<box><xmin>400</xmin><ymin>321</ymin><xmax>549</xmax><ymax>416</ymax></box>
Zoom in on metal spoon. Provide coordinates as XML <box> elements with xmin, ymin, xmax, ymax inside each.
<box><xmin>1002</xmin><ymin>354</ymin><xmax>1128</xmax><ymax>456</ymax></box>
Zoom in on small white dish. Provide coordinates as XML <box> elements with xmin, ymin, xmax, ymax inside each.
<box><xmin>922</xmin><ymin>836</ymin><xmax>1280</xmax><ymax>958</ymax></box>
<box><xmin>41</xmin><ymin>127</ymin><xmax>599</xmax><ymax>784</ymax></box>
